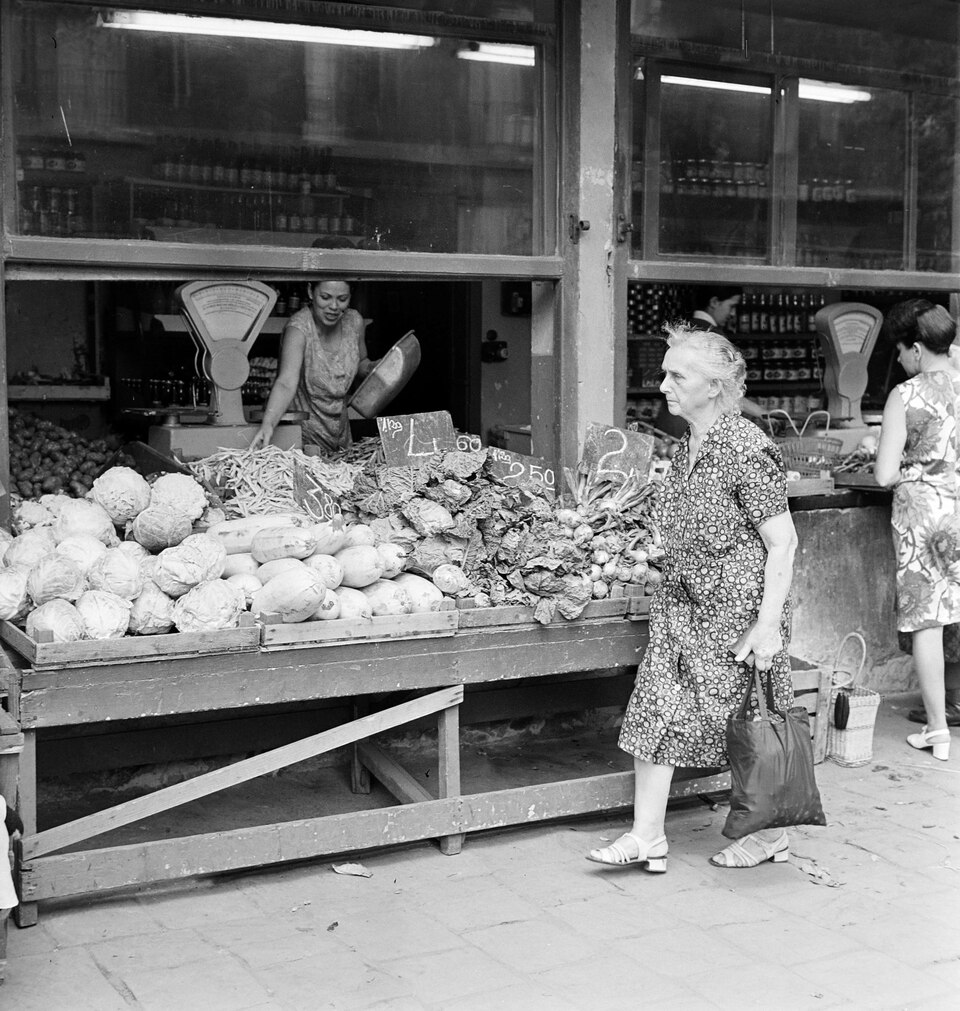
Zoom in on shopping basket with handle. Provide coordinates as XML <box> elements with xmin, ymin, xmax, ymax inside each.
<box><xmin>766</xmin><ymin>410</ymin><xmax>844</xmax><ymax>477</ymax></box>
<box><xmin>826</xmin><ymin>632</ymin><xmax>881</xmax><ymax>767</ymax></box>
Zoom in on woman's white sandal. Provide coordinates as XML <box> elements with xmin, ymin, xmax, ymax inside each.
<box><xmin>710</xmin><ymin>831</ymin><xmax>789</xmax><ymax>868</ymax></box>
<box><xmin>907</xmin><ymin>725</ymin><xmax>950</xmax><ymax>761</ymax></box>
<box><xmin>586</xmin><ymin>832</ymin><xmax>668</xmax><ymax>872</ymax></box>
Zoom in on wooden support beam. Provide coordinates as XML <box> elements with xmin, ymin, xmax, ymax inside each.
<box><xmin>437</xmin><ymin>704</ymin><xmax>462</xmax><ymax>855</ymax></box>
<box><xmin>20</xmin><ymin>768</ymin><xmax>729</xmax><ymax>903</ymax></box>
<box><xmin>356</xmin><ymin>742</ymin><xmax>433</xmax><ymax>805</ymax></box>
<box><xmin>24</xmin><ymin>685</ymin><xmax>463</xmax><ymax>860</ymax></box>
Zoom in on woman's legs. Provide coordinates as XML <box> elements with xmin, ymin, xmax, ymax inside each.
<box><xmin>912</xmin><ymin>626</ymin><xmax>948</xmax><ymax>732</ymax></box>
<box><xmin>630</xmin><ymin>758</ymin><xmax>675</xmax><ymax>840</ymax></box>
<box><xmin>586</xmin><ymin>759</ymin><xmax>674</xmax><ymax>865</ymax></box>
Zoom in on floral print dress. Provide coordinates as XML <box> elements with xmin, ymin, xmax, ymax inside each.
<box><xmin>891</xmin><ymin>370</ymin><xmax>960</xmax><ymax>632</ymax></box>
<box><xmin>618</xmin><ymin>413</ymin><xmax>793</xmax><ymax>767</ymax></box>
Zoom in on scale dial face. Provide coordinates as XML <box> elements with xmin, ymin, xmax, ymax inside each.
<box><xmin>179</xmin><ymin>282</ymin><xmax>275</xmax><ymax>346</ymax></box>
<box><xmin>832</xmin><ymin>309</ymin><xmax>876</xmax><ymax>355</ymax></box>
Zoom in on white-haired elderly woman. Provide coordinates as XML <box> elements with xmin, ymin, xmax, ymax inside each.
<box><xmin>588</xmin><ymin>325</ymin><xmax>799</xmax><ymax>870</ymax></box>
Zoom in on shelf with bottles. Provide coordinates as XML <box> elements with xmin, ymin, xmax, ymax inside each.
<box><xmin>655</xmin><ymin>158</ymin><xmax>771</xmax><ymax>201</ymax></box>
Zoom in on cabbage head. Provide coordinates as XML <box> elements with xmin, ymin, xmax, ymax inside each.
<box><xmin>75</xmin><ymin>590</ymin><xmax>132</xmax><ymax>639</ymax></box>
<box><xmin>149</xmin><ymin>473</ymin><xmax>208</xmax><ymax>523</ymax></box>
<box><xmin>0</xmin><ymin>568</ymin><xmax>30</xmax><ymax>621</ymax></box>
<box><xmin>90</xmin><ymin>466</ymin><xmax>151</xmax><ymax>525</ymax></box>
<box><xmin>12</xmin><ymin>499</ymin><xmax>56</xmax><ymax>533</ymax></box>
<box><xmin>128</xmin><ymin>580</ymin><xmax>175</xmax><ymax>636</ymax></box>
<box><xmin>3</xmin><ymin>528</ymin><xmax>57</xmax><ymax>571</ymax></box>
<box><xmin>128</xmin><ymin>504</ymin><xmax>192</xmax><ymax>552</ymax></box>
<box><xmin>53</xmin><ymin>498</ymin><xmax>119</xmax><ymax>547</ymax></box>
<box><xmin>27</xmin><ymin>555</ymin><xmax>85</xmax><ymax>605</ymax></box>
<box><xmin>26</xmin><ymin>599</ymin><xmax>84</xmax><ymax>643</ymax></box>
<box><xmin>173</xmin><ymin>579</ymin><xmax>245</xmax><ymax>632</ymax></box>
<box><xmin>55</xmin><ymin>534</ymin><xmax>108</xmax><ymax>575</ymax></box>
<box><xmin>86</xmin><ymin>548</ymin><xmax>145</xmax><ymax>600</ymax></box>
<box><xmin>153</xmin><ymin>534</ymin><xmax>225</xmax><ymax>597</ymax></box>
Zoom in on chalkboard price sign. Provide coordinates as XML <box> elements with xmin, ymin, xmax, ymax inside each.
<box><xmin>580</xmin><ymin>423</ymin><xmax>654</xmax><ymax>485</ymax></box>
<box><xmin>377</xmin><ymin>410</ymin><xmax>459</xmax><ymax>466</ymax></box>
<box><xmin>485</xmin><ymin>447</ymin><xmax>556</xmax><ymax>497</ymax></box>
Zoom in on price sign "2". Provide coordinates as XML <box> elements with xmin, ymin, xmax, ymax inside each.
<box><xmin>485</xmin><ymin>447</ymin><xmax>556</xmax><ymax>497</ymax></box>
<box><xmin>377</xmin><ymin>410</ymin><xmax>459</xmax><ymax>467</ymax></box>
<box><xmin>580</xmin><ymin>423</ymin><xmax>654</xmax><ymax>485</ymax></box>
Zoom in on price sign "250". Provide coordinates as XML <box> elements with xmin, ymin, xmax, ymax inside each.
<box><xmin>485</xmin><ymin>447</ymin><xmax>555</xmax><ymax>496</ymax></box>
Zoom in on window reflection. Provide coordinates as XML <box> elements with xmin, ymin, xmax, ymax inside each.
<box><xmin>654</xmin><ymin>71</ymin><xmax>772</xmax><ymax>259</ymax></box>
<box><xmin>796</xmin><ymin>82</ymin><xmax>906</xmax><ymax>271</ymax></box>
<box><xmin>11</xmin><ymin>2</ymin><xmax>548</xmax><ymax>254</ymax></box>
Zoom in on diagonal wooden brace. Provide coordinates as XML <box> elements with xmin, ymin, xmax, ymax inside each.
<box><xmin>24</xmin><ymin>685</ymin><xmax>463</xmax><ymax>860</ymax></box>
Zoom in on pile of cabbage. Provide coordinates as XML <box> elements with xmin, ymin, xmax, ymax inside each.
<box><xmin>0</xmin><ymin>467</ymin><xmax>246</xmax><ymax>641</ymax></box>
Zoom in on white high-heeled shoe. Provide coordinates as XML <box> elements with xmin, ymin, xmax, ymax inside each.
<box><xmin>906</xmin><ymin>725</ymin><xmax>950</xmax><ymax>761</ymax></box>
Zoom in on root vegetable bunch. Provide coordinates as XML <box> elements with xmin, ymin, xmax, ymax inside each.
<box><xmin>558</xmin><ymin>467</ymin><xmax>665</xmax><ymax>600</ymax></box>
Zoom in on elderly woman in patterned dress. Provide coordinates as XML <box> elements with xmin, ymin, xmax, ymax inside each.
<box><xmin>587</xmin><ymin>325</ymin><xmax>799</xmax><ymax>870</ymax></box>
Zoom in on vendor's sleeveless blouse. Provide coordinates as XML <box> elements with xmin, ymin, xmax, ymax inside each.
<box><xmin>287</xmin><ymin>306</ymin><xmax>363</xmax><ymax>454</ymax></box>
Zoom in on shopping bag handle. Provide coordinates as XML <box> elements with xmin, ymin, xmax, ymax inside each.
<box><xmin>832</xmin><ymin>631</ymin><xmax>867</xmax><ymax>689</ymax></box>
<box><xmin>735</xmin><ymin>667</ymin><xmax>778</xmax><ymax>721</ymax></box>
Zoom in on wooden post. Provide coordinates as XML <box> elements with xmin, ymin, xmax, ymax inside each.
<box><xmin>350</xmin><ymin>697</ymin><xmax>371</xmax><ymax>794</ymax></box>
<box><xmin>14</xmin><ymin>731</ymin><xmax>37</xmax><ymax>928</ymax></box>
<box><xmin>437</xmin><ymin>702</ymin><xmax>462</xmax><ymax>855</ymax></box>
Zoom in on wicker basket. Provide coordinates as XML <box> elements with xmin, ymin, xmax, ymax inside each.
<box><xmin>767</xmin><ymin>410</ymin><xmax>844</xmax><ymax>477</ymax></box>
<box><xmin>826</xmin><ymin>632</ymin><xmax>881</xmax><ymax>767</ymax></box>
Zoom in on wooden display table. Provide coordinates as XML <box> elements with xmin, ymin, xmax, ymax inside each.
<box><xmin>7</xmin><ymin>613</ymin><xmax>700</xmax><ymax>922</ymax></box>
<box><xmin>2</xmin><ymin>602</ymin><xmax>830</xmax><ymax>924</ymax></box>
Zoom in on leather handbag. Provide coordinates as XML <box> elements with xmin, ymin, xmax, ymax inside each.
<box><xmin>722</xmin><ymin>668</ymin><xmax>827</xmax><ymax>839</ymax></box>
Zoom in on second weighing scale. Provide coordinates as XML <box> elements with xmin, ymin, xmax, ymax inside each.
<box><xmin>148</xmin><ymin>280</ymin><xmax>303</xmax><ymax>460</ymax></box>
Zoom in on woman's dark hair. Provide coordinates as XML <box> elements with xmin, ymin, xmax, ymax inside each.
<box><xmin>915</xmin><ymin>305</ymin><xmax>957</xmax><ymax>355</ymax></box>
<box><xmin>883</xmin><ymin>298</ymin><xmax>956</xmax><ymax>353</ymax></box>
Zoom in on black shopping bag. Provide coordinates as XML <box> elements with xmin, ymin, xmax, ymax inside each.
<box><xmin>722</xmin><ymin>668</ymin><xmax>827</xmax><ymax>839</ymax></box>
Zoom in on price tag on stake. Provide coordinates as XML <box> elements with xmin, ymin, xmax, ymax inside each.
<box><xmin>485</xmin><ymin>447</ymin><xmax>556</xmax><ymax>497</ymax></box>
<box><xmin>292</xmin><ymin>460</ymin><xmax>341</xmax><ymax>521</ymax></box>
<box><xmin>377</xmin><ymin>411</ymin><xmax>459</xmax><ymax>467</ymax></box>
<box><xmin>580</xmin><ymin>423</ymin><xmax>655</xmax><ymax>486</ymax></box>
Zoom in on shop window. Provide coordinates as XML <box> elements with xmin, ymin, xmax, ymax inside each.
<box><xmin>796</xmin><ymin>82</ymin><xmax>907</xmax><ymax>271</ymax></box>
<box><xmin>9</xmin><ymin>1</ymin><xmax>554</xmax><ymax>255</ymax></box>
<box><xmin>630</xmin><ymin>0</ymin><xmax>960</xmax><ymax>275</ymax></box>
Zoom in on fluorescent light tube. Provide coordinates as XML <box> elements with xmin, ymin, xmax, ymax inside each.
<box><xmin>457</xmin><ymin>43</ymin><xmax>536</xmax><ymax>67</ymax></box>
<box><xmin>99</xmin><ymin>11</ymin><xmax>437</xmax><ymax>49</ymax></box>
<box><xmin>662</xmin><ymin>75</ymin><xmax>871</xmax><ymax>104</ymax></box>
<box><xmin>798</xmin><ymin>79</ymin><xmax>872</xmax><ymax>104</ymax></box>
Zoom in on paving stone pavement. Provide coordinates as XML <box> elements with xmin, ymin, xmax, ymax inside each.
<box><xmin>3</xmin><ymin>694</ymin><xmax>958</xmax><ymax>1010</ymax></box>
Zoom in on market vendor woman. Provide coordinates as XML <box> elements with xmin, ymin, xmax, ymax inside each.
<box><xmin>250</xmin><ymin>279</ymin><xmax>377</xmax><ymax>455</ymax></box>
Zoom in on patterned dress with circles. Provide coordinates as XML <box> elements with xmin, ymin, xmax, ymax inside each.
<box><xmin>619</xmin><ymin>413</ymin><xmax>793</xmax><ymax>767</ymax></box>
<box><xmin>890</xmin><ymin>370</ymin><xmax>960</xmax><ymax>634</ymax></box>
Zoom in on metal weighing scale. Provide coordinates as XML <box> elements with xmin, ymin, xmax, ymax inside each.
<box><xmin>147</xmin><ymin>280</ymin><xmax>303</xmax><ymax>460</ymax></box>
<box><xmin>813</xmin><ymin>301</ymin><xmax>884</xmax><ymax>451</ymax></box>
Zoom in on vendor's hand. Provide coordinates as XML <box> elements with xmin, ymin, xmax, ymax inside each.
<box><xmin>730</xmin><ymin>621</ymin><xmax>782</xmax><ymax>673</ymax></box>
<box><xmin>248</xmin><ymin>425</ymin><xmax>272</xmax><ymax>451</ymax></box>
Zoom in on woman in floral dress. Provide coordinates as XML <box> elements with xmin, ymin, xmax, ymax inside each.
<box><xmin>875</xmin><ymin>301</ymin><xmax>960</xmax><ymax>761</ymax></box>
<box><xmin>587</xmin><ymin>326</ymin><xmax>799</xmax><ymax>871</ymax></box>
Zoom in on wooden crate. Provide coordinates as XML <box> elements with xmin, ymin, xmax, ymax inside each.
<box><xmin>455</xmin><ymin>597</ymin><xmax>629</xmax><ymax>630</ymax></box>
<box><xmin>0</xmin><ymin>615</ymin><xmax>259</xmax><ymax>670</ymax></box>
<box><xmin>625</xmin><ymin>595</ymin><xmax>652</xmax><ymax>619</ymax></box>
<box><xmin>787</xmin><ymin>476</ymin><xmax>835</xmax><ymax>497</ymax></box>
<box><xmin>259</xmin><ymin>610</ymin><xmax>459</xmax><ymax>649</ymax></box>
<box><xmin>790</xmin><ymin>656</ymin><xmax>832</xmax><ymax>764</ymax></box>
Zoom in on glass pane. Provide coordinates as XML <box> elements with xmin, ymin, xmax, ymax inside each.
<box><xmin>655</xmin><ymin>71</ymin><xmax>772</xmax><ymax>259</ymax></box>
<box><xmin>796</xmin><ymin>82</ymin><xmax>906</xmax><ymax>270</ymax></box>
<box><xmin>916</xmin><ymin>92</ymin><xmax>959</xmax><ymax>274</ymax></box>
<box><xmin>10</xmin><ymin>2</ymin><xmax>550</xmax><ymax>254</ymax></box>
